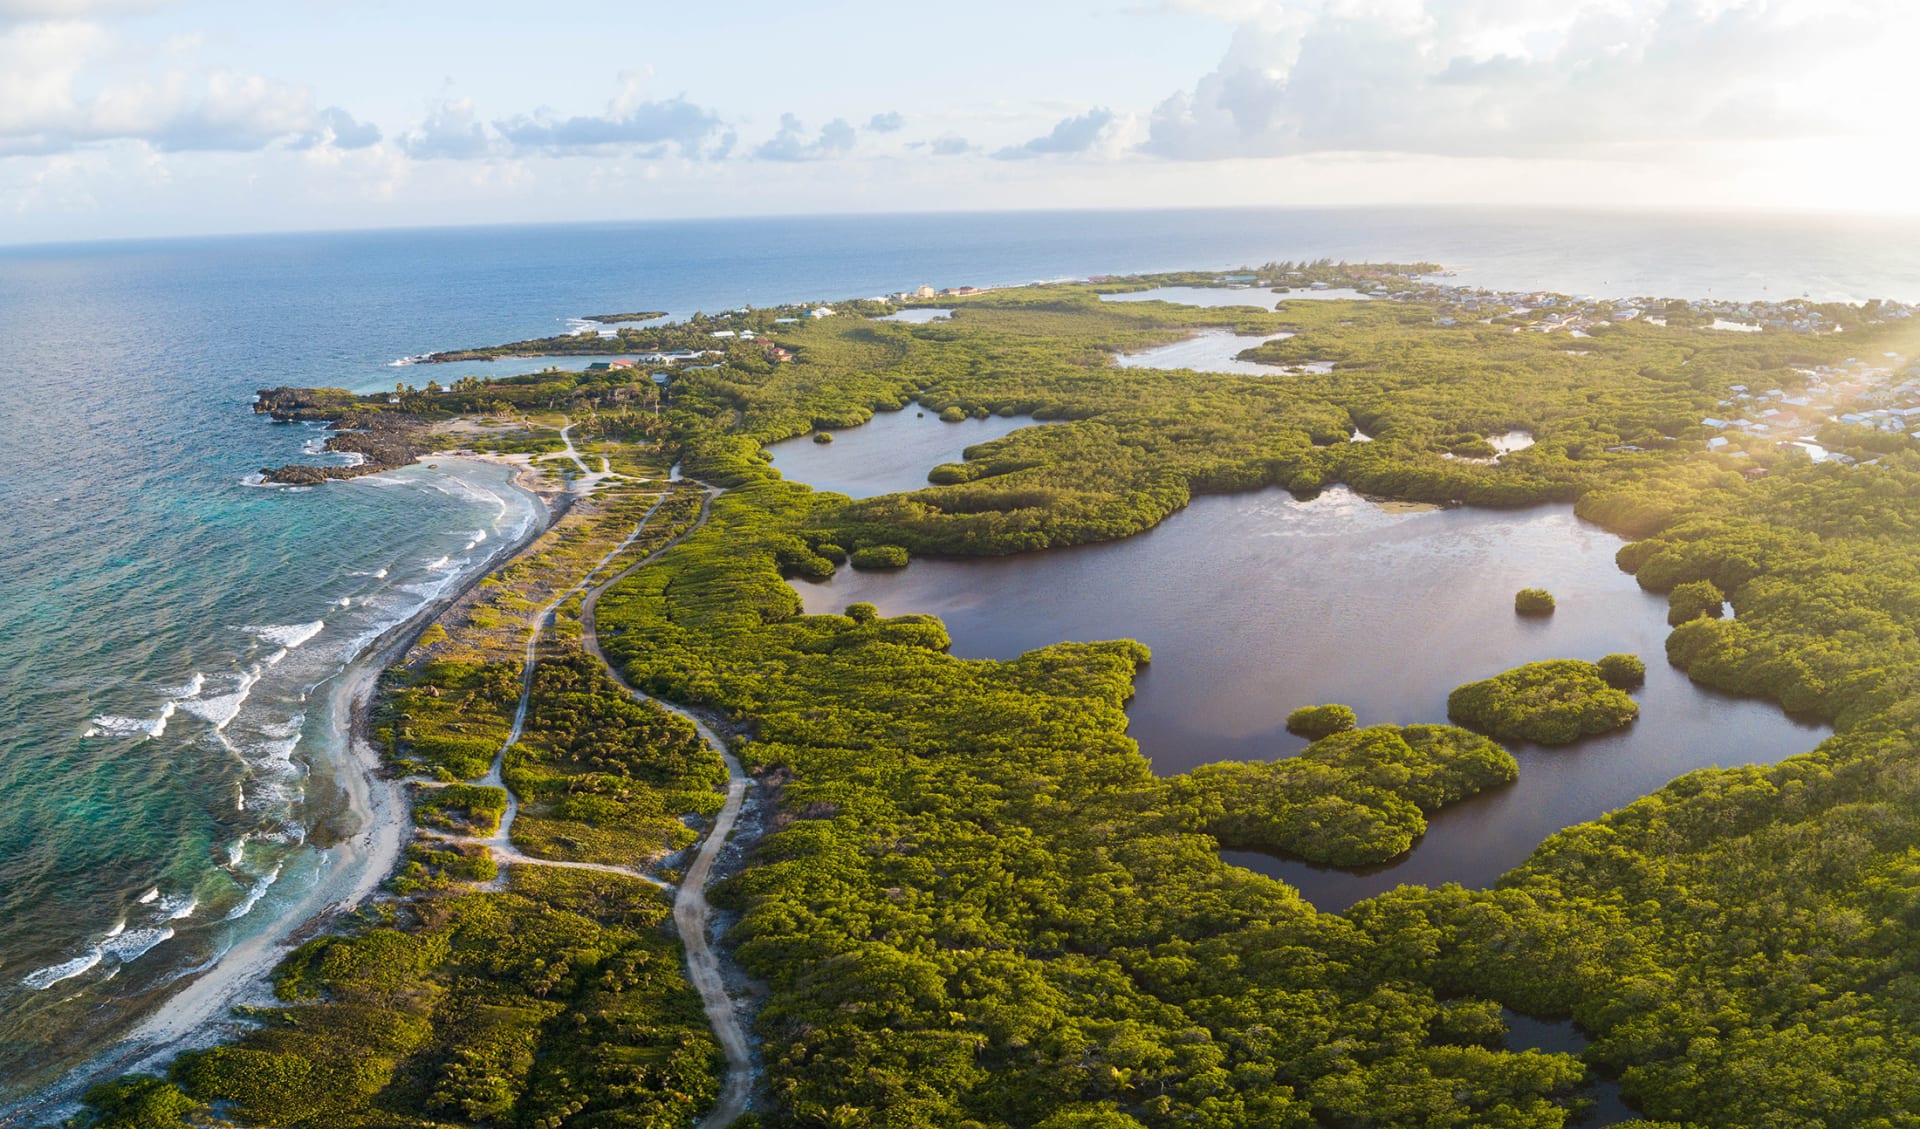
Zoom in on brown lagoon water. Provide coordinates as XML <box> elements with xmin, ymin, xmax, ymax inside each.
<box><xmin>778</xmin><ymin>426</ymin><xmax>1828</xmax><ymax>912</ymax></box>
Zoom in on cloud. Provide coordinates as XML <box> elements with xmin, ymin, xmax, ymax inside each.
<box><xmin>399</xmin><ymin>96</ymin><xmax>491</xmax><ymax>160</ymax></box>
<box><xmin>993</xmin><ymin>108</ymin><xmax>1119</xmax><ymax>160</ymax></box>
<box><xmin>929</xmin><ymin>134</ymin><xmax>972</xmax><ymax>156</ymax></box>
<box><xmin>495</xmin><ymin>95</ymin><xmax>724</xmax><ymax>157</ymax></box>
<box><xmin>0</xmin><ymin>18</ymin><xmax>387</xmax><ymax>155</ymax></box>
<box><xmin>310</xmin><ymin>106</ymin><xmax>379</xmax><ymax>149</ymax></box>
<box><xmin>755</xmin><ymin>113</ymin><xmax>858</xmax><ymax>161</ymax></box>
<box><xmin>1145</xmin><ymin>0</ymin><xmax>1901</xmax><ymax>160</ymax></box>
<box><xmin>0</xmin><ymin>19</ymin><xmax>333</xmax><ymax>155</ymax></box>
<box><xmin>125</xmin><ymin>70</ymin><xmax>317</xmax><ymax>151</ymax></box>
<box><xmin>867</xmin><ymin>111</ymin><xmax>904</xmax><ymax>133</ymax></box>
<box><xmin>0</xmin><ymin>0</ymin><xmax>163</xmax><ymax>20</ymax></box>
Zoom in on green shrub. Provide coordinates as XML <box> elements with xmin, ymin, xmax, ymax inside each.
<box><xmin>166</xmin><ymin>871</ymin><xmax>717</xmax><ymax>1128</ymax></box>
<box><xmin>845</xmin><ymin>602</ymin><xmax>879</xmax><ymax>623</ymax></box>
<box><xmin>411</xmin><ymin>783</ymin><xmax>508</xmax><ymax>835</ymax></box>
<box><xmin>850</xmin><ymin>544</ymin><xmax>909</xmax><ymax>569</ymax></box>
<box><xmin>1035</xmin><ymin>1108</ymin><xmax>1151</xmax><ymax>1129</ymax></box>
<box><xmin>407</xmin><ymin>734</ymin><xmax>502</xmax><ymax>780</ymax></box>
<box><xmin>1431</xmin><ymin>999</ymin><xmax>1507</xmax><ymax>1049</ymax></box>
<box><xmin>938</xmin><ymin>405</ymin><xmax>967</xmax><ymax>422</ymax></box>
<box><xmin>812</xmin><ymin>431</ymin><xmax>833</xmax><ymax>444</ymax></box>
<box><xmin>1598</xmin><ymin>652</ymin><xmax>1647</xmax><ymax>689</ymax></box>
<box><xmin>784</xmin><ymin>553</ymin><xmax>835</xmax><ymax>580</ymax></box>
<box><xmin>1445</xmin><ymin>434</ymin><xmax>1498</xmax><ymax>458</ymax></box>
<box><xmin>1285</xmin><ymin>703</ymin><xmax>1358</xmax><ymax>740</ymax></box>
<box><xmin>1668</xmin><ymin>578</ymin><xmax>1726</xmax><ymax>625</ymax></box>
<box><xmin>1448</xmin><ymin>659</ymin><xmax>1639</xmax><ymax>745</ymax></box>
<box><xmin>1185</xmin><ymin>724</ymin><xmax>1516</xmax><ymax>866</ymax></box>
<box><xmin>1514</xmin><ymin>588</ymin><xmax>1557</xmax><ymax>616</ymax></box>
<box><xmin>77</xmin><ymin>1076</ymin><xmax>199</xmax><ymax>1128</ymax></box>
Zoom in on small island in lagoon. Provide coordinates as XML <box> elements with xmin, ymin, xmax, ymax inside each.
<box><xmin>1448</xmin><ymin>659</ymin><xmax>1641</xmax><ymax>745</ymax></box>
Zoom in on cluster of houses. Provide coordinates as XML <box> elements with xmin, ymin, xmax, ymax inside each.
<box><xmin>883</xmin><ymin>284</ymin><xmax>986</xmax><ymax>301</ymax></box>
<box><xmin>1690</xmin><ymin>355</ymin><xmax>1920</xmax><ymax>464</ymax></box>
<box><xmin>1326</xmin><ymin>270</ymin><xmax>1920</xmax><ymax>465</ymax></box>
<box><xmin>1376</xmin><ymin>278</ymin><xmax>1917</xmax><ymax>338</ymax></box>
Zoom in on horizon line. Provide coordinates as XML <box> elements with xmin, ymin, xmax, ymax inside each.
<box><xmin>8</xmin><ymin>200</ymin><xmax>1920</xmax><ymax>254</ymax></box>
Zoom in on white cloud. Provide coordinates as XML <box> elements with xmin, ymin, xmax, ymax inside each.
<box><xmin>0</xmin><ymin>0</ymin><xmax>163</xmax><ymax>20</ymax></box>
<box><xmin>305</xmin><ymin>106</ymin><xmax>380</xmax><ymax>150</ymax></box>
<box><xmin>88</xmin><ymin>68</ymin><xmax>317</xmax><ymax>151</ymax></box>
<box><xmin>993</xmin><ymin>108</ymin><xmax>1130</xmax><ymax>160</ymax></box>
<box><xmin>0</xmin><ymin>17</ymin><xmax>378</xmax><ymax>155</ymax></box>
<box><xmin>1145</xmin><ymin>0</ymin><xmax>1910</xmax><ymax>160</ymax></box>
<box><xmin>495</xmin><ymin>96</ymin><xmax>724</xmax><ymax>157</ymax></box>
<box><xmin>492</xmin><ymin>72</ymin><xmax>727</xmax><ymax>158</ymax></box>
<box><xmin>755</xmin><ymin>113</ymin><xmax>858</xmax><ymax>161</ymax></box>
<box><xmin>398</xmin><ymin>96</ymin><xmax>492</xmax><ymax>160</ymax></box>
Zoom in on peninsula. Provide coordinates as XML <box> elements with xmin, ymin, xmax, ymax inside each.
<box><xmin>75</xmin><ymin>263</ymin><xmax>1920</xmax><ymax>1129</ymax></box>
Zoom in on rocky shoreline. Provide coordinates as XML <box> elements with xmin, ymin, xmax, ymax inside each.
<box><xmin>254</xmin><ymin>387</ymin><xmax>425</xmax><ymax>484</ymax></box>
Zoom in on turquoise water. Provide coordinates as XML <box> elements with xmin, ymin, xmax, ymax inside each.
<box><xmin>5</xmin><ymin>208</ymin><xmax>1920</xmax><ymax>1105</ymax></box>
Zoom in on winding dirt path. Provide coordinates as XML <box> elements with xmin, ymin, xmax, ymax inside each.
<box><xmin>440</xmin><ymin>479</ymin><xmax>751</xmax><ymax>1126</ymax></box>
<box><xmin>555</xmin><ymin>420</ymin><xmax>616</xmax><ymax>496</ymax></box>
<box><xmin>578</xmin><ymin>485</ymin><xmax>755</xmax><ymax>1129</ymax></box>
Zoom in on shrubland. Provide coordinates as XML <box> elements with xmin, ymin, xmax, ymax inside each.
<box><xmin>85</xmin><ymin>271</ymin><xmax>1920</xmax><ymax>1127</ymax></box>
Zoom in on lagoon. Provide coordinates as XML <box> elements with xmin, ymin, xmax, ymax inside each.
<box><xmin>876</xmin><ymin>308</ymin><xmax>955</xmax><ymax>324</ymax></box>
<box><xmin>788</xmin><ymin>482</ymin><xmax>1827</xmax><ymax>910</ymax></box>
<box><xmin>1100</xmin><ymin>286</ymin><xmax>1279</xmax><ymax>309</ymax></box>
<box><xmin>763</xmin><ymin>408</ymin><xmax>1050</xmax><ymax>498</ymax></box>
<box><xmin>1113</xmin><ymin>329</ymin><xmax>1298</xmax><ymax>375</ymax></box>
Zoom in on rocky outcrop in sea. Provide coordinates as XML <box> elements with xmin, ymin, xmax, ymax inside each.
<box><xmin>254</xmin><ymin>387</ymin><xmax>425</xmax><ymax>484</ymax></box>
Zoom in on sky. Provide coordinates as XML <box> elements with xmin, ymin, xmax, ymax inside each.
<box><xmin>2</xmin><ymin>0</ymin><xmax>1916</xmax><ymax>244</ymax></box>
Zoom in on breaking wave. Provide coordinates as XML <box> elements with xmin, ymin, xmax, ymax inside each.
<box><xmin>243</xmin><ymin>621</ymin><xmax>324</xmax><ymax>649</ymax></box>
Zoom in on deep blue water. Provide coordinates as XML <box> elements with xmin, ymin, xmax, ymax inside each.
<box><xmin>5</xmin><ymin>207</ymin><xmax>1920</xmax><ymax>1102</ymax></box>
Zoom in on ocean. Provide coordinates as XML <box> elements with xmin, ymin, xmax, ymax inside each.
<box><xmin>3</xmin><ymin>206</ymin><xmax>1920</xmax><ymax>1105</ymax></box>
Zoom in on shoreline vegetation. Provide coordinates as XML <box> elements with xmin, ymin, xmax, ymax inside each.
<box><xmin>70</xmin><ymin>260</ymin><xmax>1920</xmax><ymax>1128</ymax></box>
